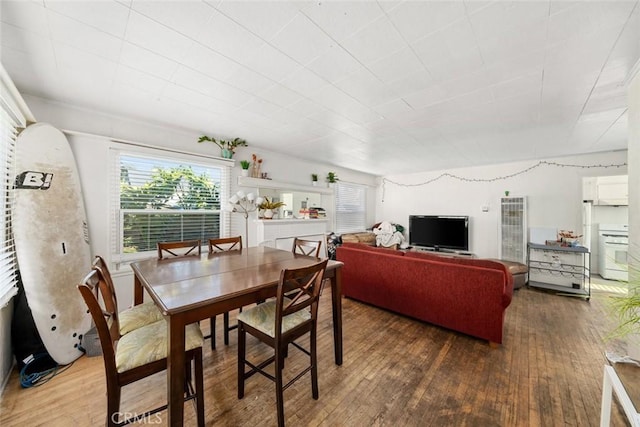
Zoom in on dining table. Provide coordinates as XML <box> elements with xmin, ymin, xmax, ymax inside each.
<box><xmin>130</xmin><ymin>246</ymin><xmax>344</xmax><ymax>426</ymax></box>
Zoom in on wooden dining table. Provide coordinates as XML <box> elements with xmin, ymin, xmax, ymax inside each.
<box><xmin>130</xmin><ymin>246</ymin><xmax>344</xmax><ymax>426</ymax></box>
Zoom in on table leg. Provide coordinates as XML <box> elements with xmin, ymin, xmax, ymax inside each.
<box><xmin>167</xmin><ymin>317</ymin><xmax>186</xmax><ymax>427</ymax></box>
<box><xmin>331</xmin><ymin>268</ymin><xmax>343</xmax><ymax>365</ymax></box>
<box><xmin>601</xmin><ymin>365</ymin><xmax>613</xmax><ymax>427</ymax></box>
<box><xmin>133</xmin><ymin>274</ymin><xmax>143</xmax><ymax>306</ymax></box>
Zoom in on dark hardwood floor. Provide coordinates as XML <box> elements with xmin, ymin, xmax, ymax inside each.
<box><xmin>0</xmin><ymin>284</ymin><xmax>632</xmax><ymax>426</ymax></box>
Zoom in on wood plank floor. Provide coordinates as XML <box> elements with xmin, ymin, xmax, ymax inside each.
<box><xmin>0</xmin><ymin>285</ymin><xmax>633</xmax><ymax>426</ymax></box>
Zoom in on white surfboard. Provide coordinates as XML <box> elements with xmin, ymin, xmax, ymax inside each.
<box><xmin>13</xmin><ymin>123</ymin><xmax>91</xmax><ymax>365</ymax></box>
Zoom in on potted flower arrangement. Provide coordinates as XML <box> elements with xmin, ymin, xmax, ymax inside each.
<box><xmin>311</xmin><ymin>173</ymin><xmax>318</xmax><ymax>186</ymax></box>
<box><xmin>326</xmin><ymin>172</ymin><xmax>339</xmax><ymax>188</ymax></box>
<box><xmin>240</xmin><ymin>160</ymin><xmax>251</xmax><ymax>177</ymax></box>
<box><xmin>258</xmin><ymin>197</ymin><xmax>285</xmax><ymax>219</ymax></box>
<box><xmin>198</xmin><ymin>135</ymin><xmax>248</xmax><ymax>159</ymax></box>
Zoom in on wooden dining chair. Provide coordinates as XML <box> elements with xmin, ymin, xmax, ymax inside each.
<box><xmin>157</xmin><ymin>239</ymin><xmax>202</xmax><ymax>259</ymax></box>
<box><xmin>208</xmin><ymin>236</ymin><xmax>242</xmax><ymax>253</ymax></box>
<box><xmin>237</xmin><ymin>259</ymin><xmax>328</xmax><ymax>427</ymax></box>
<box><xmin>292</xmin><ymin>237</ymin><xmax>323</xmax><ymax>258</ymax></box>
<box><xmin>92</xmin><ymin>256</ymin><xmax>164</xmax><ymax>335</ymax></box>
<box><xmin>208</xmin><ymin>236</ymin><xmax>243</xmax><ymax>349</ymax></box>
<box><xmin>78</xmin><ymin>268</ymin><xmax>205</xmax><ymax>427</ymax></box>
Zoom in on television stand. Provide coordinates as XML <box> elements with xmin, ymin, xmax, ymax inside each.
<box><xmin>411</xmin><ymin>246</ymin><xmax>476</xmax><ymax>258</ymax></box>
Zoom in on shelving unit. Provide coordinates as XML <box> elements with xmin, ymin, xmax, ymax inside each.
<box><xmin>527</xmin><ymin>243</ymin><xmax>591</xmax><ymax>300</ymax></box>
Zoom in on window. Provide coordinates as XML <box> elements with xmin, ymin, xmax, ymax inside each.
<box><xmin>0</xmin><ymin>79</ymin><xmax>24</xmax><ymax>307</ymax></box>
<box><xmin>335</xmin><ymin>182</ymin><xmax>367</xmax><ymax>234</ymax></box>
<box><xmin>110</xmin><ymin>147</ymin><xmax>230</xmax><ymax>268</ymax></box>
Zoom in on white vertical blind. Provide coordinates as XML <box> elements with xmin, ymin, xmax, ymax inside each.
<box><xmin>109</xmin><ymin>146</ymin><xmax>230</xmax><ymax>269</ymax></box>
<box><xmin>335</xmin><ymin>182</ymin><xmax>367</xmax><ymax>234</ymax></box>
<box><xmin>0</xmin><ymin>91</ymin><xmax>24</xmax><ymax>307</ymax></box>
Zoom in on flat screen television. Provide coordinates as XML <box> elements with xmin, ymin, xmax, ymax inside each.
<box><xmin>409</xmin><ymin>215</ymin><xmax>469</xmax><ymax>252</ymax></box>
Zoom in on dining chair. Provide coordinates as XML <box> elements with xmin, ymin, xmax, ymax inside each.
<box><xmin>92</xmin><ymin>256</ymin><xmax>164</xmax><ymax>335</ymax></box>
<box><xmin>237</xmin><ymin>259</ymin><xmax>328</xmax><ymax>427</ymax></box>
<box><xmin>78</xmin><ymin>267</ymin><xmax>205</xmax><ymax>427</ymax></box>
<box><xmin>208</xmin><ymin>236</ymin><xmax>243</xmax><ymax>349</ymax></box>
<box><xmin>292</xmin><ymin>237</ymin><xmax>323</xmax><ymax>258</ymax></box>
<box><xmin>157</xmin><ymin>239</ymin><xmax>202</xmax><ymax>259</ymax></box>
<box><xmin>208</xmin><ymin>236</ymin><xmax>242</xmax><ymax>253</ymax></box>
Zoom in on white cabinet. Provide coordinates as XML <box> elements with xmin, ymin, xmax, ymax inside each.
<box><xmin>255</xmin><ymin>219</ymin><xmax>329</xmax><ymax>255</ymax></box>
<box><xmin>499</xmin><ymin>196</ymin><xmax>527</xmax><ymax>264</ymax></box>
<box><xmin>584</xmin><ymin>175</ymin><xmax>628</xmax><ymax>205</ymax></box>
<box><xmin>527</xmin><ymin>243</ymin><xmax>591</xmax><ymax>299</ymax></box>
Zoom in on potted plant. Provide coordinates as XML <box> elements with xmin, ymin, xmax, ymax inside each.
<box><xmin>198</xmin><ymin>135</ymin><xmax>248</xmax><ymax>159</ymax></box>
<box><xmin>240</xmin><ymin>160</ymin><xmax>251</xmax><ymax>177</ymax></box>
<box><xmin>326</xmin><ymin>172</ymin><xmax>339</xmax><ymax>188</ymax></box>
<box><xmin>311</xmin><ymin>173</ymin><xmax>318</xmax><ymax>186</ymax></box>
<box><xmin>609</xmin><ymin>254</ymin><xmax>640</xmax><ymax>357</ymax></box>
<box><xmin>258</xmin><ymin>197</ymin><xmax>285</xmax><ymax>220</ymax></box>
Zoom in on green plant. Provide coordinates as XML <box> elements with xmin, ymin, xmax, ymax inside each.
<box><xmin>240</xmin><ymin>160</ymin><xmax>251</xmax><ymax>170</ymax></box>
<box><xmin>258</xmin><ymin>197</ymin><xmax>285</xmax><ymax>210</ymax></box>
<box><xmin>326</xmin><ymin>172</ymin><xmax>339</xmax><ymax>183</ymax></box>
<box><xmin>311</xmin><ymin>174</ymin><xmax>318</xmax><ymax>181</ymax></box>
<box><xmin>198</xmin><ymin>135</ymin><xmax>248</xmax><ymax>154</ymax></box>
<box><xmin>609</xmin><ymin>255</ymin><xmax>640</xmax><ymax>339</ymax></box>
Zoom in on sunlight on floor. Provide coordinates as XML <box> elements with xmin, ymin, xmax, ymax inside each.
<box><xmin>591</xmin><ymin>274</ymin><xmax>628</xmax><ymax>295</ymax></box>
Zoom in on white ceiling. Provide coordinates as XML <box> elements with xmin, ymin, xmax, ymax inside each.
<box><xmin>1</xmin><ymin>1</ymin><xmax>639</xmax><ymax>176</ymax></box>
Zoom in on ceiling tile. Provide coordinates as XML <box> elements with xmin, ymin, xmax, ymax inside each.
<box><xmin>44</xmin><ymin>0</ymin><xmax>130</xmax><ymax>38</ymax></box>
<box><xmin>124</xmin><ymin>11</ymin><xmax>193</xmax><ymax>60</ymax></box>
<box><xmin>387</xmin><ymin>0</ymin><xmax>466</xmax><ymax>43</ymax></box>
<box><xmin>118</xmin><ymin>41</ymin><xmax>179</xmax><ymax>80</ymax></box>
<box><xmin>130</xmin><ymin>0</ymin><xmax>215</xmax><ymax>40</ymax></box>
<box><xmin>215</xmin><ymin>0</ymin><xmax>305</xmax><ymax>41</ymax></box>
<box><xmin>341</xmin><ymin>15</ymin><xmax>407</xmax><ymax>64</ymax></box>
<box><xmin>302</xmin><ymin>1</ymin><xmax>385</xmax><ymax>42</ymax></box>
<box><xmin>269</xmin><ymin>13</ymin><xmax>334</xmax><ymax>65</ymax></box>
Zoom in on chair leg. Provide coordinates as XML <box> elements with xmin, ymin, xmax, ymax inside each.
<box><xmin>311</xmin><ymin>328</ymin><xmax>319</xmax><ymax>399</ymax></box>
<box><xmin>210</xmin><ymin>317</ymin><xmax>216</xmax><ymax>350</ymax></box>
<box><xmin>194</xmin><ymin>349</ymin><xmax>205</xmax><ymax>427</ymax></box>
<box><xmin>237</xmin><ymin>323</ymin><xmax>246</xmax><ymax>399</ymax></box>
<box><xmin>107</xmin><ymin>384</ymin><xmax>121</xmax><ymax>427</ymax></box>
<box><xmin>275</xmin><ymin>345</ymin><xmax>286</xmax><ymax>427</ymax></box>
<box><xmin>224</xmin><ymin>312</ymin><xmax>230</xmax><ymax>345</ymax></box>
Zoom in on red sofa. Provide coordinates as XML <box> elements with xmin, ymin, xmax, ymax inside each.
<box><xmin>336</xmin><ymin>243</ymin><xmax>514</xmax><ymax>344</ymax></box>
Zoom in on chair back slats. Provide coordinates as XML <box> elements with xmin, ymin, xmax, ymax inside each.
<box><xmin>275</xmin><ymin>259</ymin><xmax>328</xmax><ymax>337</ymax></box>
<box><xmin>208</xmin><ymin>236</ymin><xmax>242</xmax><ymax>253</ymax></box>
<box><xmin>157</xmin><ymin>240</ymin><xmax>202</xmax><ymax>259</ymax></box>
<box><xmin>292</xmin><ymin>238</ymin><xmax>323</xmax><ymax>258</ymax></box>
<box><xmin>92</xmin><ymin>256</ymin><xmax>119</xmax><ymax>314</ymax></box>
<box><xmin>78</xmin><ymin>269</ymin><xmax>119</xmax><ymax>370</ymax></box>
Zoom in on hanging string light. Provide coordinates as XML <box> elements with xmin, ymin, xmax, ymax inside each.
<box><xmin>381</xmin><ymin>160</ymin><xmax>627</xmax><ymax>202</ymax></box>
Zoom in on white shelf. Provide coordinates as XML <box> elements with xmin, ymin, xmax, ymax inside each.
<box><xmin>237</xmin><ymin>176</ymin><xmax>334</xmax><ymax>194</ymax></box>
<box><xmin>254</xmin><ymin>218</ymin><xmax>329</xmax><ymax>224</ymax></box>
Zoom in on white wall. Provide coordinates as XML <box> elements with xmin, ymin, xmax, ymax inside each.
<box><xmin>629</xmin><ymin>69</ymin><xmax>640</xmax><ymax>273</ymax></box>
<box><xmin>20</xmin><ymin>95</ymin><xmax>377</xmax><ymax>307</ymax></box>
<box><xmin>376</xmin><ymin>151</ymin><xmax>628</xmax><ymax>259</ymax></box>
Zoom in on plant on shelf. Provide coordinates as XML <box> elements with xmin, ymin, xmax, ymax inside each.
<box><xmin>198</xmin><ymin>135</ymin><xmax>248</xmax><ymax>159</ymax></box>
<box><xmin>326</xmin><ymin>172</ymin><xmax>339</xmax><ymax>186</ymax></box>
<box><xmin>311</xmin><ymin>173</ymin><xmax>318</xmax><ymax>186</ymax></box>
<box><xmin>258</xmin><ymin>197</ymin><xmax>285</xmax><ymax>220</ymax></box>
<box><xmin>240</xmin><ymin>160</ymin><xmax>251</xmax><ymax>176</ymax></box>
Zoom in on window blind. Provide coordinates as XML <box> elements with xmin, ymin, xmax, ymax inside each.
<box><xmin>110</xmin><ymin>148</ymin><xmax>230</xmax><ymax>269</ymax></box>
<box><xmin>335</xmin><ymin>182</ymin><xmax>367</xmax><ymax>234</ymax></box>
<box><xmin>0</xmin><ymin>91</ymin><xmax>24</xmax><ymax>307</ymax></box>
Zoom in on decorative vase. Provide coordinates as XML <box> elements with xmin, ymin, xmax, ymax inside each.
<box><xmin>241</xmin><ymin>169</ymin><xmax>249</xmax><ymax>177</ymax></box>
<box><xmin>312</xmin><ymin>181</ymin><xmax>317</xmax><ymax>186</ymax></box>
<box><xmin>251</xmin><ymin>163</ymin><xmax>261</xmax><ymax>178</ymax></box>
<box><xmin>263</xmin><ymin>209</ymin><xmax>274</xmax><ymax>219</ymax></box>
<box><xmin>221</xmin><ymin>149</ymin><xmax>233</xmax><ymax>159</ymax></box>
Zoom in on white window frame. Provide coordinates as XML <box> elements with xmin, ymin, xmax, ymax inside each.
<box><xmin>109</xmin><ymin>143</ymin><xmax>231</xmax><ymax>271</ymax></box>
<box><xmin>335</xmin><ymin>181</ymin><xmax>367</xmax><ymax>234</ymax></box>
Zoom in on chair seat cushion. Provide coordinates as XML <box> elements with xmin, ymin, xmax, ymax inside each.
<box><xmin>119</xmin><ymin>302</ymin><xmax>165</xmax><ymax>335</ymax></box>
<box><xmin>116</xmin><ymin>321</ymin><xmax>203</xmax><ymax>373</ymax></box>
<box><xmin>237</xmin><ymin>300</ymin><xmax>310</xmax><ymax>337</ymax></box>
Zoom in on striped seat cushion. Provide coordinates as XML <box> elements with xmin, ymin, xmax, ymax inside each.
<box><xmin>237</xmin><ymin>300</ymin><xmax>310</xmax><ymax>338</ymax></box>
<box><xmin>115</xmin><ymin>320</ymin><xmax>203</xmax><ymax>373</ymax></box>
<box><xmin>118</xmin><ymin>302</ymin><xmax>165</xmax><ymax>335</ymax></box>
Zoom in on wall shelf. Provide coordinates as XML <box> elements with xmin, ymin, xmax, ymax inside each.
<box><xmin>237</xmin><ymin>176</ymin><xmax>334</xmax><ymax>194</ymax></box>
